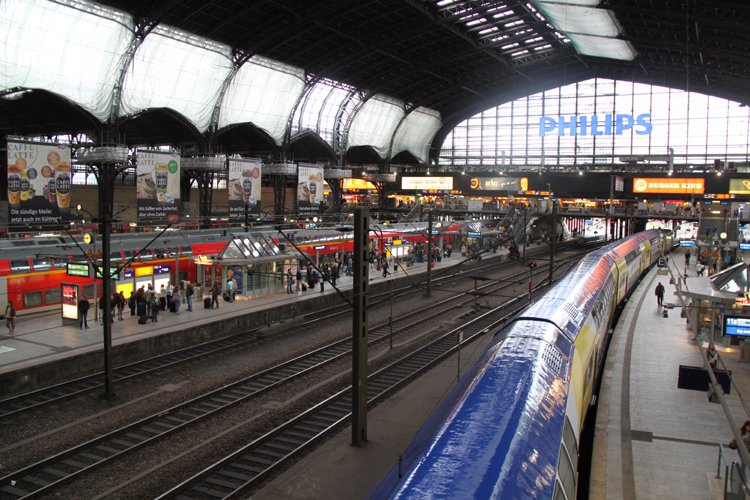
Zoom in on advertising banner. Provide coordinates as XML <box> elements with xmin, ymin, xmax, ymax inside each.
<box><xmin>729</xmin><ymin>179</ymin><xmax>750</xmax><ymax>194</ymax></box>
<box><xmin>7</xmin><ymin>140</ymin><xmax>71</xmax><ymax>224</ymax></box>
<box><xmin>228</xmin><ymin>265</ymin><xmax>243</xmax><ymax>293</ymax></box>
<box><xmin>401</xmin><ymin>176</ymin><xmax>453</xmax><ymax>191</ymax></box>
<box><xmin>137</xmin><ymin>150</ymin><xmax>180</xmax><ymax>220</ymax></box>
<box><xmin>298</xmin><ymin>164</ymin><xmax>324</xmax><ymax>216</ymax></box>
<box><xmin>342</xmin><ymin>178</ymin><xmax>377</xmax><ymax>192</ymax></box>
<box><xmin>633</xmin><ymin>178</ymin><xmax>704</xmax><ymax>194</ymax></box>
<box><xmin>468</xmin><ymin>176</ymin><xmax>522</xmax><ymax>191</ymax></box>
<box><xmin>61</xmin><ymin>283</ymin><xmax>79</xmax><ymax>323</ymax></box>
<box><xmin>228</xmin><ymin>158</ymin><xmax>262</xmax><ymax>221</ymax></box>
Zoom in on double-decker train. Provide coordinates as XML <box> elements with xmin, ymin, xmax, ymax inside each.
<box><xmin>368</xmin><ymin>228</ymin><xmax>673</xmax><ymax>500</ymax></box>
<box><xmin>0</xmin><ymin>221</ymin><xmax>467</xmax><ymax>317</ymax></box>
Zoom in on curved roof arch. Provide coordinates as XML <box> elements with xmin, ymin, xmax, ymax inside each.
<box><xmin>2</xmin><ymin>0</ymin><xmax>749</xmax><ymax>168</ymax></box>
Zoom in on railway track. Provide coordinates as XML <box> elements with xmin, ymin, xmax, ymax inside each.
<box><xmin>0</xmin><ymin>239</ymin><xmax>600</xmax><ymax>419</ymax></box>
<box><xmin>0</xmin><ymin>252</ymin><xmax>584</xmax><ymax>499</ymax></box>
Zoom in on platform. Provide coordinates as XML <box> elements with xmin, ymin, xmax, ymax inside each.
<box><xmin>0</xmin><ymin>246</ymin><xmax>513</xmax><ymax>394</ymax></box>
<box><xmin>248</xmin><ymin>247</ymin><xmax>749</xmax><ymax>500</ymax></box>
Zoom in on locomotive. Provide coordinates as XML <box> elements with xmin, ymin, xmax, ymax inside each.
<box><xmin>368</xmin><ymin>229</ymin><xmax>673</xmax><ymax>500</ymax></box>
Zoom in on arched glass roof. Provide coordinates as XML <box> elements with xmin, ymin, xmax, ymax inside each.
<box><xmin>1</xmin><ymin>0</ymin><xmax>442</xmax><ymax>161</ymax></box>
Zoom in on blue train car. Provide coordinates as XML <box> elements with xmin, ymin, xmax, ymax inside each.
<box><xmin>368</xmin><ymin>229</ymin><xmax>666</xmax><ymax>500</ymax></box>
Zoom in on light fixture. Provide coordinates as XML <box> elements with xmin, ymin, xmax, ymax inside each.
<box><xmin>579</xmin><ymin>169</ymin><xmax>583</xmax><ymax>175</ymax></box>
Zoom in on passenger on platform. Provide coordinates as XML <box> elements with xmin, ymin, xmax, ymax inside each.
<box><xmin>166</xmin><ymin>281</ymin><xmax>174</xmax><ymax>302</ymax></box>
<box><xmin>321</xmin><ymin>267</ymin><xmax>328</xmax><ymax>293</ymax></box>
<box><xmin>173</xmin><ymin>285</ymin><xmax>181</xmax><ymax>314</ymax></box>
<box><xmin>706</xmin><ymin>343</ymin><xmax>719</xmax><ymax>369</ymax></box>
<box><xmin>149</xmin><ymin>294</ymin><xmax>159</xmax><ymax>322</ymax></box>
<box><xmin>110</xmin><ymin>292</ymin><xmax>118</xmax><ymax>322</ymax></box>
<box><xmin>296</xmin><ymin>268</ymin><xmax>302</xmax><ymax>292</ymax></box>
<box><xmin>78</xmin><ymin>297</ymin><xmax>90</xmax><ymax>329</ymax></box>
<box><xmin>287</xmin><ymin>268</ymin><xmax>294</xmax><ymax>294</ymax></box>
<box><xmin>128</xmin><ymin>292</ymin><xmax>136</xmax><ymax>316</ymax></box>
<box><xmin>5</xmin><ymin>301</ymin><xmax>16</xmax><ymax>335</ymax></box>
<box><xmin>186</xmin><ymin>281</ymin><xmax>194</xmax><ymax>312</ymax></box>
<box><xmin>696</xmin><ymin>262</ymin><xmax>705</xmax><ymax>277</ymax></box>
<box><xmin>210</xmin><ymin>280</ymin><xmax>221</xmax><ymax>309</ymax></box>
<box><xmin>347</xmin><ymin>259</ymin><xmax>353</xmax><ymax>276</ymax></box>
<box><xmin>461</xmin><ymin>244</ymin><xmax>467</xmax><ymax>257</ymax></box>
<box><xmin>159</xmin><ymin>284</ymin><xmax>166</xmax><ymax>298</ymax></box>
<box><xmin>227</xmin><ymin>270</ymin><xmax>237</xmax><ymax>302</ymax></box>
<box><xmin>117</xmin><ymin>291</ymin><xmax>125</xmax><ymax>320</ymax></box>
<box><xmin>330</xmin><ymin>262</ymin><xmax>337</xmax><ymax>285</ymax></box>
<box><xmin>685</xmin><ymin>252</ymin><xmax>691</xmax><ymax>266</ymax></box>
<box><xmin>655</xmin><ymin>282</ymin><xmax>665</xmax><ymax>307</ymax></box>
<box><xmin>728</xmin><ymin>421</ymin><xmax>750</xmax><ymax>450</ymax></box>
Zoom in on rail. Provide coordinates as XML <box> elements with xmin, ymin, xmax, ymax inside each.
<box><xmin>730</xmin><ymin>461</ymin><xmax>750</xmax><ymax>500</ymax></box>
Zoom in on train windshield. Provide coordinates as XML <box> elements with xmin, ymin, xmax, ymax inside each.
<box><xmin>31</xmin><ymin>258</ymin><xmax>52</xmax><ymax>272</ymax></box>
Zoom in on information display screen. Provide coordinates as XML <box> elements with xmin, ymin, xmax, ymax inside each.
<box><xmin>724</xmin><ymin>315</ymin><xmax>750</xmax><ymax>337</ymax></box>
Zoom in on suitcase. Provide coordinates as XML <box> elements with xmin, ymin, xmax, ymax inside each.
<box><xmin>223</xmin><ymin>292</ymin><xmax>230</xmax><ymax>302</ymax></box>
<box><xmin>159</xmin><ymin>296</ymin><xmax>166</xmax><ymax>311</ymax></box>
<box><xmin>137</xmin><ymin>302</ymin><xmax>146</xmax><ymax>316</ymax></box>
<box><xmin>302</xmin><ymin>282</ymin><xmax>308</xmax><ymax>291</ymax></box>
<box><xmin>377</xmin><ymin>264</ymin><xmax>381</xmax><ymax>271</ymax></box>
<box><xmin>138</xmin><ymin>315</ymin><xmax>148</xmax><ymax>325</ymax></box>
<box><xmin>169</xmin><ymin>301</ymin><xmax>176</xmax><ymax>313</ymax></box>
<box><xmin>204</xmin><ymin>297</ymin><xmax>212</xmax><ymax>309</ymax></box>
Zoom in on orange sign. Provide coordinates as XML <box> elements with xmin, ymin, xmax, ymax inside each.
<box><xmin>633</xmin><ymin>178</ymin><xmax>704</xmax><ymax>194</ymax></box>
<box><xmin>194</xmin><ymin>255</ymin><xmax>212</xmax><ymax>265</ymax></box>
<box><xmin>343</xmin><ymin>178</ymin><xmax>377</xmax><ymax>190</ymax></box>
<box><xmin>135</xmin><ymin>266</ymin><xmax>153</xmax><ymax>277</ymax></box>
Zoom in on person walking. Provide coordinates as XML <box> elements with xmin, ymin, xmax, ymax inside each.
<box><xmin>78</xmin><ymin>297</ymin><xmax>90</xmax><ymax>329</ymax></box>
<box><xmin>173</xmin><ymin>285</ymin><xmax>181</xmax><ymax>314</ymax></box>
<box><xmin>186</xmin><ymin>281</ymin><xmax>194</xmax><ymax>311</ymax></box>
<box><xmin>149</xmin><ymin>294</ymin><xmax>159</xmax><ymax>322</ymax></box>
<box><xmin>655</xmin><ymin>282</ymin><xmax>665</xmax><ymax>307</ymax></box>
<box><xmin>287</xmin><ymin>268</ymin><xmax>294</xmax><ymax>293</ymax></box>
<box><xmin>5</xmin><ymin>301</ymin><xmax>16</xmax><ymax>335</ymax></box>
<box><xmin>211</xmin><ymin>280</ymin><xmax>221</xmax><ymax>309</ymax></box>
<box><xmin>296</xmin><ymin>267</ymin><xmax>302</xmax><ymax>292</ymax></box>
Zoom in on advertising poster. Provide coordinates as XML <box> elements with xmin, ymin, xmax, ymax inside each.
<box><xmin>401</xmin><ymin>176</ymin><xmax>453</xmax><ymax>191</ymax></box>
<box><xmin>228</xmin><ymin>265</ymin><xmax>243</xmax><ymax>293</ymax></box>
<box><xmin>137</xmin><ymin>150</ymin><xmax>180</xmax><ymax>220</ymax></box>
<box><xmin>228</xmin><ymin>158</ymin><xmax>262</xmax><ymax>221</ymax></box>
<box><xmin>61</xmin><ymin>283</ymin><xmax>79</xmax><ymax>321</ymax></box>
<box><xmin>298</xmin><ymin>164</ymin><xmax>324</xmax><ymax>216</ymax></box>
<box><xmin>468</xmin><ymin>176</ymin><xmax>522</xmax><ymax>191</ymax></box>
<box><xmin>7</xmin><ymin>140</ymin><xmax>71</xmax><ymax>224</ymax></box>
<box><xmin>632</xmin><ymin>178</ymin><xmax>704</xmax><ymax>194</ymax></box>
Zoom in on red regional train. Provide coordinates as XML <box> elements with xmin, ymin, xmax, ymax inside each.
<box><xmin>0</xmin><ymin>221</ymin><xmax>466</xmax><ymax>317</ymax></box>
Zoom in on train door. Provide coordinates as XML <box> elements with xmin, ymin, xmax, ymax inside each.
<box><xmin>0</xmin><ymin>276</ymin><xmax>6</xmax><ymax>318</ymax></box>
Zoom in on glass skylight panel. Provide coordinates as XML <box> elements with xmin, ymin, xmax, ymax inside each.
<box><xmin>219</xmin><ymin>56</ymin><xmax>305</xmax><ymax>145</ymax></box>
<box><xmin>0</xmin><ymin>0</ymin><xmax>133</xmax><ymax>121</ymax></box>
<box><xmin>567</xmin><ymin>34</ymin><xmax>636</xmax><ymax>60</ymax></box>
<box><xmin>348</xmin><ymin>95</ymin><xmax>404</xmax><ymax>158</ymax></box>
<box><xmin>391</xmin><ymin>107</ymin><xmax>442</xmax><ymax>162</ymax></box>
<box><xmin>121</xmin><ymin>25</ymin><xmax>233</xmax><ymax>132</ymax></box>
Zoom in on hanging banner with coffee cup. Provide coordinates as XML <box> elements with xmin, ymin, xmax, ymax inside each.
<box><xmin>7</xmin><ymin>139</ymin><xmax>71</xmax><ymax>225</ymax></box>
<box><xmin>297</xmin><ymin>164</ymin><xmax>324</xmax><ymax>216</ymax></box>
<box><xmin>137</xmin><ymin>150</ymin><xmax>181</xmax><ymax>220</ymax></box>
<box><xmin>228</xmin><ymin>158</ymin><xmax>262</xmax><ymax>222</ymax></box>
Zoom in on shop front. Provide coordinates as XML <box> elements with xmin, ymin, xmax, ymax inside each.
<box><xmin>193</xmin><ymin>235</ymin><xmax>299</xmax><ymax>299</ymax></box>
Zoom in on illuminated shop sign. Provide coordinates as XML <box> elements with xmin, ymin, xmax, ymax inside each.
<box><xmin>153</xmin><ymin>265</ymin><xmax>171</xmax><ymax>274</ymax></box>
<box><xmin>679</xmin><ymin>241</ymin><xmax>694</xmax><ymax>247</ymax></box>
<box><xmin>313</xmin><ymin>245</ymin><xmax>326</xmax><ymax>250</ymax></box>
<box><xmin>633</xmin><ymin>178</ymin><xmax>704</xmax><ymax>194</ymax></box>
<box><xmin>729</xmin><ymin>179</ymin><xmax>750</xmax><ymax>194</ymax></box>
<box><xmin>469</xmin><ymin>176</ymin><xmax>522</xmax><ymax>191</ymax></box>
<box><xmin>342</xmin><ymin>178</ymin><xmax>377</xmax><ymax>191</ymax></box>
<box><xmin>539</xmin><ymin>114</ymin><xmax>652</xmax><ymax>137</ymax></box>
<box><xmin>402</xmin><ymin>176</ymin><xmax>453</xmax><ymax>190</ymax></box>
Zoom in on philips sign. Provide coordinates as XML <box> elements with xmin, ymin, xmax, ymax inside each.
<box><xmin>539</xmin><ymin>114</ymin><xmax>652</xmax><ymax>137</ymax></box>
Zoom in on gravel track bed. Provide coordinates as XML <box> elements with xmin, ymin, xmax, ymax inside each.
<box><xmin>0</xmin><ymin>259</ymin><xmax>531</xmax><ymax>498</ymax></box>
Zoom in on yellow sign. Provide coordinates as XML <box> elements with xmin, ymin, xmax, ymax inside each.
<box><xmin>135</xmin><ymin>266</ymin><xmax>153</xmax><ymax>277</ymax></box>
<box><xmin>343</xmin><ymin>178</ymin><xmax>377</xmax><ymax>190</ymax></box>
<box><xmin>633</xmin><ymin>178</ymin><xmax>704</xmax><ymax>194</ymax></box>
<box><xmin>393</xmin><ymin>240</ymin><xmax>402</xmax><ymax>245</ymax></box>
<box><xmin>729</xmin><ymin>179</ymin><xmax>750</xmax><ymax>194</ymax></box>
<box><xmin>194</xmin><ymin>255</ymin><xmax>212</xmax><ymax>265</ymax></box>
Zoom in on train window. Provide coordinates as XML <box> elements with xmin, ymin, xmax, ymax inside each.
<box><xmin>154</xmin><ymin>247</ymin><xmax>168</xmax><ymax>259</ymax></box>
<box><xmin>122</xmin><ymin>250</ymin><xmax>138</xmax><ymax>263</ymax></box>
<box><xmin>563</xmin><ymin>417</ymin><xmax>578</xmax><ymax>470</ymax></box>
<box><xmin>45</xmin><ymin>288</ymin><xmax>62</xmax><ymax>305</ymax></box>
<box><xmin>31</xmin><ymin>258</ymin><xmax>52</xmax><ymax>272</ymax></box>
<box><xmin>52</xmin><ymin>258</ymin><xmax>69</xmax><ymax>270</ymax></box>
<box><xmin>23</xmin><ymin>291</ymin><xmax>43</xmax><ymax>307</ymax></box>
<box><xmin>109</xmin><ymin>251</ymin><xmax>123</xmax><ymax>263</ymax></box>
<box><xmin>311</xmin><ymin>236</ymin><xmax>319</xmax><ymax>243</ymax></box>
<box><xmin>10</xmin><ymin>259</ymin><xmax>31</xmax><ymax>274</ymax></box>
<box><xmin>84</xmin><ymin>284</ymin><xmax>96</xmax><ymax>298</ymax></box>
<box><xmin>557</xmin><ymin>446</ymin><xmax>575</xmax><ymax>500</ymax></box>
<box><xmin>139</xmin><ymin>249</ymin><xmax>154</xmax><ymax>261</ymax></box>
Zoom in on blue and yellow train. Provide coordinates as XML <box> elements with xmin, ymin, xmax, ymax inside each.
<box><xmin>368</xmin><ymin>228</ymin><xmax>673</xmax><ymax>500</ymax></box>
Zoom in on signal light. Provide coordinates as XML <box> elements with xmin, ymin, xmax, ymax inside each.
<box><xmin>527</xmin><ymin>261</ymin><xmax>536</xmax><ymax>269</ymax></box>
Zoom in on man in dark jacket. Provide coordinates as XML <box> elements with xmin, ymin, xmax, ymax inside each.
<box><xmin>211</xmin><ymin>280</ymin><xmax>221</xmax><ymax>309</ymax></box>
<box><xmin>78</xmin><ymin>297</ymin><xmax>90</xmax><ymax>329</ymax></box>
<box><xmin>655</xmin><ymin>282</ymin><xmax>665</xmax><ymax>307</ymax></box>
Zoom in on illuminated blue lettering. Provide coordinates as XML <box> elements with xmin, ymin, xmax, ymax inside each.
<box><xmin>590</xmin><ymin>115</ymin><xmax>603</xmax><ymax>136</ymax></box>
<box><xmin>636</xmin><ymin>113</ymin><xmax>652</xmax><ymax>135</ymax></box>
<box><xmin>615</xmin><ymin>114</ymin><xmax>634</xmax><ymax>135</ymax></box>
<box><xmin>558</xmin><ymin>116</ymin><xmax>577</xmax><ymax>136</ymax></box>
<box><xmin>604</xmin><ymin>114</ymin><xmax>613</xmax><ymax>135</ymax></box>
<box><xmin>539</xmin><ymin>117</ymin><xmax>557</xmax><ymax>137</ymax></box>
<box><xmin>579</xmin><ymin>116</ymin><xmax>588</xmax><ymax>136</ymax></box>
